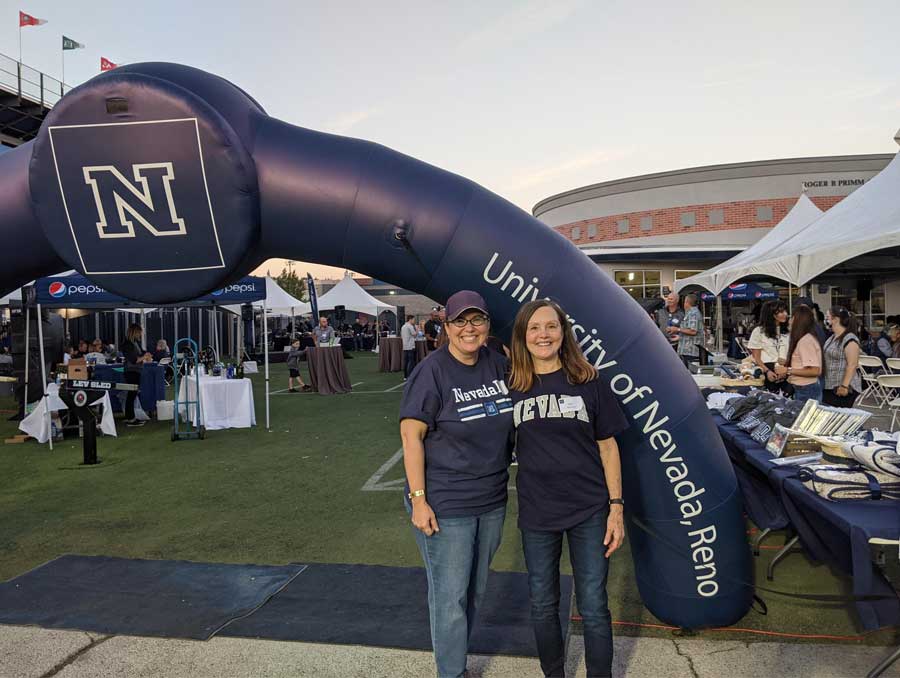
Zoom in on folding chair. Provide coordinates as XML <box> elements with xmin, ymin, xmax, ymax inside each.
<box><xmin>857</xmin><ymin>355</ymin><xmax>890</xmax><ymax>408</ymax></box>
<box><xmin>886</xmin><ymin>357</ymin><xmax>900</xmax><ymax>374</ymax></box>
<box><xmin>875</xmin><ymin>374</ymin><xmax>900</xmax><ymax>431</ymax></box>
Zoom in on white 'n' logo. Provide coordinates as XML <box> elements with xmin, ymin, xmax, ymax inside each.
<box><xmin>82</xmin><ymin>163</ymin><xmax>187</xmax><ymax>239</ymax></box>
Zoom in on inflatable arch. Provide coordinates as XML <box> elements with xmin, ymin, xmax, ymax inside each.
<box><xmin>0</xmin><ymin>63</ymin><xmax>751</xmax><ymax>628</ymax></box>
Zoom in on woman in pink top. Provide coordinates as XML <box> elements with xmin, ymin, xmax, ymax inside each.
<box><xmin>775</xmin><ymin>305</ymin><xmax>823</xmax><ymax>404</ymax></box>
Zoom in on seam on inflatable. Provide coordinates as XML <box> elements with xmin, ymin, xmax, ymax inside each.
<box><xmin>422</xmin><ymin>184</ymin><xmax>478</xmax><ymax>300</ymax></box>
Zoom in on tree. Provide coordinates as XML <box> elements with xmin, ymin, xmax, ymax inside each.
<box><xmin>276</xmin><ymin>267</ymin><xmax>308</xmax><ymax>302</ymax></box>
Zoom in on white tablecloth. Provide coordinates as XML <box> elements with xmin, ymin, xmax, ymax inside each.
<box><xmin>19</xmin><ymin>384</ymin><xmax>117</xmax><ymax>443</ymax></box>
<box><xmin>178</xmin><ymin>376</ymin><xmax>255</xmax><ymax>430</ymax></box>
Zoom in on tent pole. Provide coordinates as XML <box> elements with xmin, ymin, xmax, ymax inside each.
<box><xmin>263</xmin><ymin>303</ymin><xmax>270</xmax><ymax>431</ymax></box>
<box><xmin>788</xmin><ymin>284</ymin><xmax>793</xmax><ymax>313</ymax></box>
<box><xmin>24</xmin><ymin>305</ymin><xmax>30</xmax><ymax>417</ymax></box>
<box><xmin>716</xmin><ymin>295</ymin><xmax>723</xmax><ymax>353</ymax></box>
<box><xmin>174</xmin><ymin>308</ymin><xmax>179</xmax><ymax>343</ymax></box>
<box><xmin>140</xmin><ymin>308</ymin><xmax>146</xmax><ymax>349</ymax></box>
<box><xmin>114</xmin><ymin>310</ymin><xmax>119</xmax><ymax>351</ymax></box>
<box><xmin>94</xmin><ymin>312</ymin><xmax>100</xmax><ymax>342</ymax></box>
<box><xmin>36</xmin><ymin>304</ymin><xmax>52</xmax><ymax>451</ymax></box>
<box><xmin>291</xmin><ymin>307</ymin><xmax>295</xmax><ymax>340</ymax></box>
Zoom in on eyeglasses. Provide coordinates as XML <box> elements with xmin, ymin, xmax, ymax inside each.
<box><xmin>448</xmin><ymin>315</ymin><xmax>489</xmax><ymax>328</ymax></box>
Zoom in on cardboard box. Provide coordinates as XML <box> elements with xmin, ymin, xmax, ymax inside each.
<box><xmin>68</xmin><ymin>358</ymin><xmax>88</xmax><ymax>380</ymax></box>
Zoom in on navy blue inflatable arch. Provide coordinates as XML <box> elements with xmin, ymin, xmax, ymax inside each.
<box><xmin>0</xmin><ymin>63</ymin><xmax>751</xmax><ymax>628</ymax></box>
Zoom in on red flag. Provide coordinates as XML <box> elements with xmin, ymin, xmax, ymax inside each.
<box><xmin>100</xmin><ymin>57</ymin><xmax>118</xmax><ymax>72</ymax></box>
<box><xmin>19</xmin><ymin>11</ymin><xmax>47</xmax><ymax>27</ymax></box>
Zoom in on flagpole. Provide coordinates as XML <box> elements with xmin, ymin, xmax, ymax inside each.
<box><xmin>19</xmin><ymin>24</ymin><xmax>22</xmax><ymax>63</ymax></box>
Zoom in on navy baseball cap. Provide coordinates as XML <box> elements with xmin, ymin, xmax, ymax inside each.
<box><xmin>445</xmin><ymin>290</ymin><xmax>489</xmax><ymax>321</ymax></box>
<box><xmin>795</xmin><ymin>296</ymin><xmax>815</xmax><ymax>308</ymax></box>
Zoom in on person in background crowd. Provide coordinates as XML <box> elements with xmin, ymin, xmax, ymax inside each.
<box><xmin>352</xmin><ymin>317</ymin><xmax>364</xmax><ymax>351</ymax></box>
<box><xmin>822</xmin><ymin>306</ymin><xmax>862</xmax><ymax>407</ymax></box>
<box><xmin>399</xmin><ymin>291</ymin><xmax>513</xmax><ymax>678</ymax></box>
<box><xmin>748</xmin><ymin>300</ymin><xmax>791</xmax><ymax>395</ymax></box>
<box><xmin>676</xmin><ymin>293</ymin><xmax>704</xmax><ymax>368</ymax></box>
<box><xmin>0</xmin><ymin>346</ymin><xmax>12</xmax><ymax>366</ymax></box>
<box><xmin>656</xmin><ymin>290</ymin><xmax>684</xmax><ymax>349</ymax></box>
<box><xmin>70</xmin><ymin>339</ymin><xmax>88</xmax><ymax>360</ymax></box>
<box><xmin>150</xmin><ymin>339</ymin><xmax>169</xmax><ymax>362</ymax></box>
<box><xmin>86</xmin><ymin>338</ymin><xmax>108</xmax><ymax>365</ymax></box>
<box><xmin>424</xmin><ymin>309</ymin><xmax>441</xmax><ymax>351</ymax></box>
<box><xmin>401</xmin><ymin>314</ymin><xmax>418</xmax><ymax>380</ymax></box>
<box><xmin>286</xmin><ymin>338</ymin><xmax>311</xmax><ymax>392</ymax></box>
<box><xmin>871</xmin><ymin>326</ymin><xmax>894</xmax><ymax>360</ymax></box>
<box><xmin>313</xmin><ymin>316</ymin><xmax>335</xmax><ymax>347</ymax></box>
<box><xmin>775</xmin><ymin>305</ymin><xmax>823</xmax><ymax>404</ymax></box>
<box><xmin>794</xmin><ymin>297</ymin><xmax>827</xmax><ymax>345</ymax></box>
<box><xmin>887</xmin><ymin>324</ymin><xmax>900</xmax><ymax>359</ymax></box>
<box><xmin>63</xmin><ymin>345</ymin><xmax>76</xmax><ymax>365</ymax></box>
<box><xmin>508</xmin><ymin>299</ymin><xmax>627</xmax><ymax>678</ymax></box>
<box><xmin>103</xmin><ymin>339</ymin><xmax>119</xmax><ymax>362</ymax></box>
<box><xmin>858</xmin><ymin>325</ymin><xmax>875</xmax><ymax>356</ymax></box>
<box><xmin>121</xmin><ymin>324</ymin><xmax>153</xmax><ymax>426</ymax></box>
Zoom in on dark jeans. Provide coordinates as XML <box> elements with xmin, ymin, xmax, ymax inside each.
<box><xmin>403</xmin><ymin>349</ymin><xmax>417</xmax><ymax>378</ymax></box>
<box><xmin>124</xmin><ymin>369</ymin><xmax>141</xmax><ymax>419</ymax></box>
<box><xmin>521</xmin><ymin>509</ymin><xmax>612</xmax><ymax>678</ymax></box>
<box><xmin>792</xmin><ymin>381</ymin><xmax>822</xmax><ymax>404</ymax></box>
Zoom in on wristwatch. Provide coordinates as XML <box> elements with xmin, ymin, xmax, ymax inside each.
<box><xmin>407</xmin><ymin>489</ymin><xmax>425</xmax><ymax>500</ymax></box>
<box><xmin>609</xmin><ymin>498</ymin><xmax>624</xmax><ymax>507</ymax></box>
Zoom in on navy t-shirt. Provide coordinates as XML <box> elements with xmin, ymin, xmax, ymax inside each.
<box><xmin>399</xmin><ymin>345</ymin><xmax>513</xmax><ymax>518</ymax></box>
<box><xmin>511</xmin><ymin>369</ymin><xmax>629</xmax><ymax>531</ymax></box>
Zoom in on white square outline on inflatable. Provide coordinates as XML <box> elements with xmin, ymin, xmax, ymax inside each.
<box><xmin>47</xmin><ymin>118</ymin><xmax>227</xmax><ymax>275</ymax></box>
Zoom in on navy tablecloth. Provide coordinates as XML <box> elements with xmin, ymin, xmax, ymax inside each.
<box><xmin>713</xmin><ymin>412</ymin><xmax>900</xmax><ymax>630</ymax></box>
<box><xmin>91</xmin><ymin>363</ymin><xmax>165</xmax><ymax>414</ymax></box>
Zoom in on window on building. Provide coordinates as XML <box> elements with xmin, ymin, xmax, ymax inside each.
<box><xmin>680</xmin><ymin>212</ymin><xmax>696</xmax><ymax>227</ymax></box>
<box><xmin>616</xmin><ymin>218</ymin><xmax>630</xmax><ymax>234</ymax></box>
<box><xmin>587</xmin><ymin>223</ymin><xmax>597</xmax><ymax>238</ymax></box>
<box><xmin>708</xmin><ymin>209</ymin><xmax>724</xmax><ymax>226</ymax></box>
<box><xmin>756</xmin><ymin>206</ymin><xmax>773</xmax><ymax>222</ymax></box>
<box><xmin>571</xmin><ymin>226</ymin><xmax>581</xmax><ymax>240</ymax></box>
<box><xmin>831</xmin><ymin>284</ymin><xmax>886</xmax><ymax>328</ymax></box>
<box><xmin>674</xmin><ymin>270</ymin><xmax>703</xmax><ymax>281</ymax></box>
<box><xmin>613</xmin><ymin>270</ymin><xmax>661</xmax><ymax>300</ymax></box>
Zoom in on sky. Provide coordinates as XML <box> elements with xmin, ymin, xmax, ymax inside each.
<box><xmin>5</xmin><ymin>0</ymin><xmax>899</xmax><ymax>280</ymax></box>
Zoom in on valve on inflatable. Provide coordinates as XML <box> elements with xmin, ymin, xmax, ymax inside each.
<box><xmin>0</xmin><ymin>62</ymin><xmax>752</xmax><ymax>629</ymax></box>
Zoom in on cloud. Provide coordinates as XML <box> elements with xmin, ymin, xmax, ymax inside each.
<box><xmin>325</xmin><ymin>107</ymin><xmax>380</xmax><ymax>135</ymax></box>
<box><xmin>456</xmin><ymin>0</ymin><xmax>586</xmax><ymax>54</ymax></box>
<box><xmin>502</xmin><ymin>146</ymin><xmax>634</xmax><ymax>194</ymax></box>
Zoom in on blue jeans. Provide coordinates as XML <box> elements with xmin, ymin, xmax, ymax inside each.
<box><xmin>407</xmin><ymin>501</ymin><xmax>506</xmax><ymax>678</ymax></box>
<box><xmin>792</xmin><ymin>381</ymin><xmax>822</xmax><ymax>404</ymax></box>
<box><xmin>521</xmin><ymin>509</ymin><xmax>612</xmax><ymax>678</ymax></box>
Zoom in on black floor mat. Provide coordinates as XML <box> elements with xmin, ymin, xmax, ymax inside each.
<box><xmin>0</xmin><ymin>555</ymin><xmax>306</xmax><ymax>640</ymax></box>
<box><xmin>222</xmin><ymin>563</ymin><xmax>573</xmax><ymax>657</ymax></box>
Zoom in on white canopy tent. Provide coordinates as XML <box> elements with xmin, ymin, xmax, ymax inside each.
<box><xmin>223</xmin><ymin>276</ymin><xmax>311</xmax><ymax>317</ymax></box>
<box><xmin>317</xmin><ymin>272</ymin><xmax>398</xmax><ymax>321</ymax></box>
<box><xmin>754</xmin><ymin>150</ymin><xmax>900</xmax><ymax>287</ymax></box>
<box><xmin>675</xmin><ymin>193</ymin><xmax>824</xmax><ymax>294</ymax></box>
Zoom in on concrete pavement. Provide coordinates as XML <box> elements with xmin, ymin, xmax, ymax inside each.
<box><xmin>2</xmin><ymin>624</ymin><xmax>897</xmax><ymax>677</ymax></box>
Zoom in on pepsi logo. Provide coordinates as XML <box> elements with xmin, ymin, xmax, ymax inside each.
<box><xmin>48</xmin><ymin>281</ymin><xmax>67</xmax><ymax>298</ymax></box>
<box><xmin>211</xmin><ymin>288</ymin><xmax>225</xmax><ymax>296</ymax></box>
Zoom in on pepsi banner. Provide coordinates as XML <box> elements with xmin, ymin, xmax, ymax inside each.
<box><xmin>30</xmin><ymin>274</ymin><xmax>265</xmax><ymax>308</ymax></box>
<box><xmin>700</xmin><ymin>283</ymin><xmax>779</xmax><ymax>302</ymax></box>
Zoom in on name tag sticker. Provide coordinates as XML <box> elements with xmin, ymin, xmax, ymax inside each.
<box><xmin>558</xmin><ymin>396</ymin><xmax>584</xmax><ymax>413</ymax></box>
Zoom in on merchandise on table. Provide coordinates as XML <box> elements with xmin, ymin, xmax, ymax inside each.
<box><xmin>798</xmin><ymin>464</ymin><xmax>900</xmax><ymax>501</ymax></box>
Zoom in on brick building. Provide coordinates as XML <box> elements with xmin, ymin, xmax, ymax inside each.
<box><xmin>533</xmin><ymin>154</ymin><xmax>898</xmax><ymax>320</ymax></box>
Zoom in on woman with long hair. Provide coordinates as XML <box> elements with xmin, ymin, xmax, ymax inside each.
<box><xmin>508</xmin><ymin>299</ymin><xmax>628</xmax><ymax>678</ymax></box>
<box><xmin>822</xmin><ymin>306</ymin><xmax>862</xmax><ymax>407</ymax></box>
<box><xmin>775</xmin><ymin>305</ymin><xmax>822</xmax><ymax>404</ymax></box>
<box><xmin>120</xmin><ymin>323</ymin><xmax>153</xmax><ymax>426</ymax></box>
<box><xmin>399</xmin><ymin>291</ymin><xmax>513</xmax><ymax>678</ymax></box>
<box><xmin>747</xmin><ymin>300</ymin><xmax>791</xmax><ymax>395</ymax></box>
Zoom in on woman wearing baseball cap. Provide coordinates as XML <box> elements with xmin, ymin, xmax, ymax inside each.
<box><xmin>399</xmin><ymin>290</ymin><xmax>514</xmax><ymax>678</ymax></box>
<box><xmin>508</xmin><ymin>299</ymin><xmax>628</xmax><ymax>678</ymax></box>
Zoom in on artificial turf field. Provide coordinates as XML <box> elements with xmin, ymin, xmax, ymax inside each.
<box><xmin>0</xmin><ymin>352</ymin><xmax>896</xmax><ymax>647</ymax></box>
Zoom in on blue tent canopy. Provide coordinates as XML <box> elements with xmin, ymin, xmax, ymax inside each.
<box><xmin>26</xmin><ymin>274</ymin><xmax>265</xmax><ymax>309</ymax></box>
<box><xmin>700</xmin><ymin>283</ymin><xmax>779</xmax><ymax>302</ymax></box>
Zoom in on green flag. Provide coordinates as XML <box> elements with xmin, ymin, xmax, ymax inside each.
<box><xmin>62</xmin><ymin>36</ymin><xmax>85</xmax><ymax>50</ymax></box>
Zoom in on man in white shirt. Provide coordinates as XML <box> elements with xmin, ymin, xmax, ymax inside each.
<box><xmin>401</xmin><ymin>314</ymin><xmax>418</xmax><ymax>379</ymax></box>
